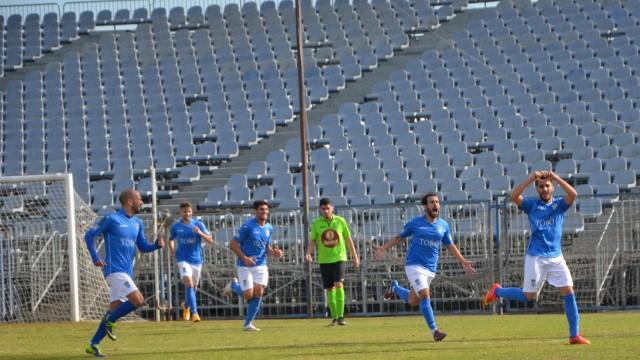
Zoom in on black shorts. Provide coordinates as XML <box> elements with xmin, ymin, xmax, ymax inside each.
<box><xmin>319</xmin><ymin>261</ymin><xmax>346</xmax><ymax>289</ymax></box>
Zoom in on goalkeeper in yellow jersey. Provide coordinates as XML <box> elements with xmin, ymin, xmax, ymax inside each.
<box><xmin>305</xmin><ymin>197</ymin><xmax>359</xmax><ymax>325</ymax></box>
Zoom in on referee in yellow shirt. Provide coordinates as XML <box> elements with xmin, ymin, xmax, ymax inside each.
<box><xmin>305</xmin><ymin>197</ymin><xmax>360</xmax><ymax>325</ymax></box>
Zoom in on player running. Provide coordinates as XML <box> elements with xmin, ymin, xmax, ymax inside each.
<box><xmin>305</xmin><ymin>197</ymin><xmax>360</xmax><ymax>326</ymax></box>
<box><xmin>168</xmin><ymin>202</ymin><xmax>213</xmax><ymax>323</ymax></box>
<box><xmin>84</xmin><ymin>189</ymin><xmax>165</xmax><ymax>357</ymax></box>
<box><xmin>374</xmin><ymin>192</ymin><xmax>475</xmax><ymax>342</ymax></box>
<box><xmin>482</xmin><ymin>170</ymin><xmax>591</xmax><ymax>345</ymax></box>
<box><xmin>223</xmin><ymin>200</ymin><xmax>283</xmax><ymax>331</ymax></box>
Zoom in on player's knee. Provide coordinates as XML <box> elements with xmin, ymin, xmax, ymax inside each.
<box><xmin>253</xmin><ymin>287</ymin><xmax>264</xmax><ymax>298</ymax></box>
<box><xmin>334</xmin><ymin>281</ymin><xmax>344</xmax><ymax>288</ymax></box>
<box><xmin>559</xmin><ymin>286</ymin><xmax>574</xmax><ymax>296</ymax></box>
<box><xmin>130</xmin><ymin>292</ymin><xmax>145</xmax><ymax>308</ymax></box>
<box><xmin>182</xmin><ymin>277</ymin><xmax>193</xmax><ymax>287</ymax></box>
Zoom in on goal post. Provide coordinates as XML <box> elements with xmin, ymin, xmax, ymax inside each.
<box><xmin>0</xmin><ymin>173</ymin><xmax>110</xmax><ymax>323</ymax></box>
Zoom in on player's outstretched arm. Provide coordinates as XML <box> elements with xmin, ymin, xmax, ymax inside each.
<box><xmin>447</xmin><ymin>244</ymin><xmax>475</xmax><ymax>276</ymax></box>
<box><xmin>136</xmin><ymin>221</ymin><xmax>164</xmax><ymax>252</ymax></box>
<box><xmin>511</xmin><ymin>171</ymin><xmax>540</xmax><ymax>207</ymax></box>
<box><xmin>373</xmin><ymin>235</ymin><xmax>404</xmax><ymax>261</ymax></box>
<box><xmin>547</xmin><ymin>171</ymin><xmax>577</xmax><ymax>206</ymax></box>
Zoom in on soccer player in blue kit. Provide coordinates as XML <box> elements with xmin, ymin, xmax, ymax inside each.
<box><xmin>169</xmin><ymin>202</ymin><xmax>213</xmax><ymax>323</ymax></box>
<box><xmin>374</xmin><ymin>193</ymin><xmax>475</xmax><ymax>342</ymax></box>
<box><xmin>223</xmin><ymin>200</ymin><xmax>283</xmax><ymax>331</ymax></box>
<box><xmin>84</xmin><ymin>189</ymin><xmax>165</xmax><ymax>357</ymax></box>
<box><xmin>482</xmin><ymin>171</ymin><xmax>591</xmax><ymax>345</ymax></box>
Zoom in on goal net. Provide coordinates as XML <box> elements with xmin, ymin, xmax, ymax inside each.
<box><xmin>0</xmin><ymin>174</ymin><xmax>110</xmax><ymax>322</ymax></box>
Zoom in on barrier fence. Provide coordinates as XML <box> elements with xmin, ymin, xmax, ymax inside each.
<box><xmin>131</xmin><ymin>195</ymin><xmax>640</xmax><ymax>320</ymax></box>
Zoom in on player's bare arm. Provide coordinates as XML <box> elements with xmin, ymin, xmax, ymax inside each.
<box><xmin>267</xmin><ymin>244</ymin><xmax>284</xmax><ymax>258</ymax></box>
<box><xmin>446</xmin><ymin>244</ymin><xmax>475</xmax><ymax>276</ymax></box>
<box><xmin>545</xmin><ymin>171</ymin><xmax>577</xmax><ymax>206</ymax></box>
<box><xmin>346</xmin><ymin>236</ymin><xmax>360</xmax><ymax>268</ymax></box>
<box><xmin>230</xmin><ymin>239</ymin><xmax>256</xmax><ymax>266</ymax></box>
<box><xmin>304</xmin><ymin>238</ymin><xmax>316</xmax><ymax>263</ymax></box>
<box><xmin>511</xmin><ymin>171</ymin><xmax>542</xmax><ymax>206</ymax></box>
<box><xmin>194</xmin><ymin>226</ymin><xmax>214</xmax><ymax>244</ymax></box>
<box><xmin>373</xmin><ymin>235</ymin><xmax>405</xmax><ymax>260</ymax></box>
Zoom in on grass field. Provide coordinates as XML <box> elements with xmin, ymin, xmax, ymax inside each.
<box><xmin>1</xmin><ymin>312</ymin><xmax>639</xmax><ymax>359</ymax></box>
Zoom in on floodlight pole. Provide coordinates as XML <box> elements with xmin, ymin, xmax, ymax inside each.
<box><xmin>293</xmin><ymin>0</ymin><xmax>313</xmax><ymax>318</ymax></box>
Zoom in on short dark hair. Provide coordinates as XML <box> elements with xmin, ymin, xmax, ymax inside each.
<box><xmin>421</xmin><ymin>192</ymin><xmax>438</xmax><ymax>205</ymax></box>
<box><xmin>253</xmin><ymin>200</ymin><xmax>269</xmax><ymax>210</ymax></box>
<box><xmin>118</xmin><ymin>189</ymin><xmax>137</xmax><ymax>205</ymax></box>
<box><xmin>319</xmin><ymin>197</ymin><xmax>332</xmax><ymax>207</ymax></box>
<box><xmin>534</xmin><ymin>176</ymin><xmax>551</xmax><ymax>187</ymax></box>
<box><xmin>179</xmin><ymin>202</ymin><xmax>192</xmax><ymax>209</ymax></box>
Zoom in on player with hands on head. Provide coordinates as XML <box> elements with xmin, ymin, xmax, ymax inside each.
<box><xmin>305</xmin><ymin>197</ymin><xmax>359</xmax><ymax>326</ymax></box>
<box><xmin>84</xmin><ymin>189</ymin><xmax>165</xmax><ymax>357</ymax></box>
<box><xmin>481</xmin><ymin>170</ymin><xmax>590</xmax><ymax>345</ymax></box>
<box><xmin>223</xmin><ymin>200</ymin><xmax>283</xmax><ymax>331</ymax></box>
<box><xmin>168</xmin><ymin>202</ymin><xmax>214</xmax><ymax>323</ymax></box>
<box><xmin>373</xmin><ymin>192</ymin><xmax>475</xmax><ymax>342</ymax></box>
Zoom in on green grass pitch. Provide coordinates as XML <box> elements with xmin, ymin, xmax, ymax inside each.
<box><xmin>1</xmin><ymin>312</ymin><xmax>638</xmax><ymax>359</ymax></box>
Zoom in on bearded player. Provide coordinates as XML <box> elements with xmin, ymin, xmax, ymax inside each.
<box><xmin>305</xmin><ymin>197</ymin><xmax>360</xmax><ymax>326</ymax></box>
<box><xmin>374</xmin><ymin>192</ymin><xmax>475</xmax><ymax>342</ymax></box>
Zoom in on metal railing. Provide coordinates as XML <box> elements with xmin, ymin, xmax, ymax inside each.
<box><xmin>63</xmin><ymin>0</ymin><xmax>152</xmax><ymax>19</ymax></box>
<box><xmin>127</xmin><ymin>196</ymin><xmax>640</xmax><ymax>319</ymax></box>
<box><xmin>0</xmin><ymin>2</ymin><xmax>60</xmax><ymax>20</ymax></box>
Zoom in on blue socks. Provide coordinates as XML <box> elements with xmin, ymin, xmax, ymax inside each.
<box><xmin>92</xmin><ymin>301</ymin><xmax>137</xmax><ymax>346</ymax></box>
<box><xmin>106</xmin><ymin>301</ymin><xmax>136</xmax><ymax>322</ymax></box>
<box><xmin>563</xmin><ymin>293</ymin><xmax>580</xmax><ymax>338</ymax></box>
<box><xmin>393</xmin><ymin>283</ymin><xmax>410</xmax><ymax>303</ymax></box>
<box><xmin>419</xmin><ymin>298</ymin><xmax>437</xmax><ymax>332</ymax></box>
<box><xmin>232</xmin><ymin>282</ymin><xmax>244</xmax><ymax>297</ymax></box>
<box><xmin>186</xmin><ymin>287</ymin><xmax>198</xmax><ymax>315</ymax></box>
<box><xmin>244</xmin><ymin>297</ymin><xmax>262</xmax><ymax>327</ymax></box>
<box><xmin>91</xmin><ymin>321</ymin><xmax>107</xmax><ymax>346</ymax></box>
<box><xmin>495</xmin><ymin>287</ymin><xmax>529</xmax><ymax>303</ymax></box>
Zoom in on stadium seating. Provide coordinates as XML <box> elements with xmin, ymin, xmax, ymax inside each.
<box><xmin>2</xmin><ymin>0</ymin><xmax>441</xmax><ymax>212</ymax></box>
<box><xmin>195</xmin><ymin>0</ymin><xmax>638</xmax><ymax>223</ymax></box>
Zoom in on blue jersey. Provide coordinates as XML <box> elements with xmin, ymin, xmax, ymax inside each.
<box><xmin>169</xmin><ymin>219</ymin><xmax>210</xmax><ymax>265</ymax></box>
<box><xmin>400</xmin><ymin>216</ymin><xmax>453</xmax><ymax>273</ymax></box>
<box><xmin>520</xmin><ymin>197</ymin><xmax>569</xmax><ymax>257</ymax></box>
<box><xmin>234</xmin><ymin>218</ymin><xmax>273</xmax><ymax>267</ymax></box>
<box><xmin>84</xmin><ymin>209</ymin><xmax>159</xmax><ymax>277</ymax></box>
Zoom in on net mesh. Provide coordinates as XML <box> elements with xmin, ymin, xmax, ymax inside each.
<box><xmin>0</xmin><ymin>177</ymin><xmax>110</xmax><ymax>322</ymax></box>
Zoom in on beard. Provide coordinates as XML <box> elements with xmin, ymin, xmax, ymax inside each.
<box><xmin>427</xmin><ymin>208</ymin><xmax>439</xmax><ymax>219</ymax></box>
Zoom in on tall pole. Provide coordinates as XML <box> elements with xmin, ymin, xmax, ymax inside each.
<box><xmin>151</xmin><ymin>167</ymin><xmax>160</xmax><ymax>321</ymax></box>
<box><xmin>65</xmin><ymin>173</ymin><xmax>80</xmax><ymax>322</ymax></box>
<box><xmin>293</xmin><ymin>0</ymin><xmax>313</xmax><ymax>317</ymax></box>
